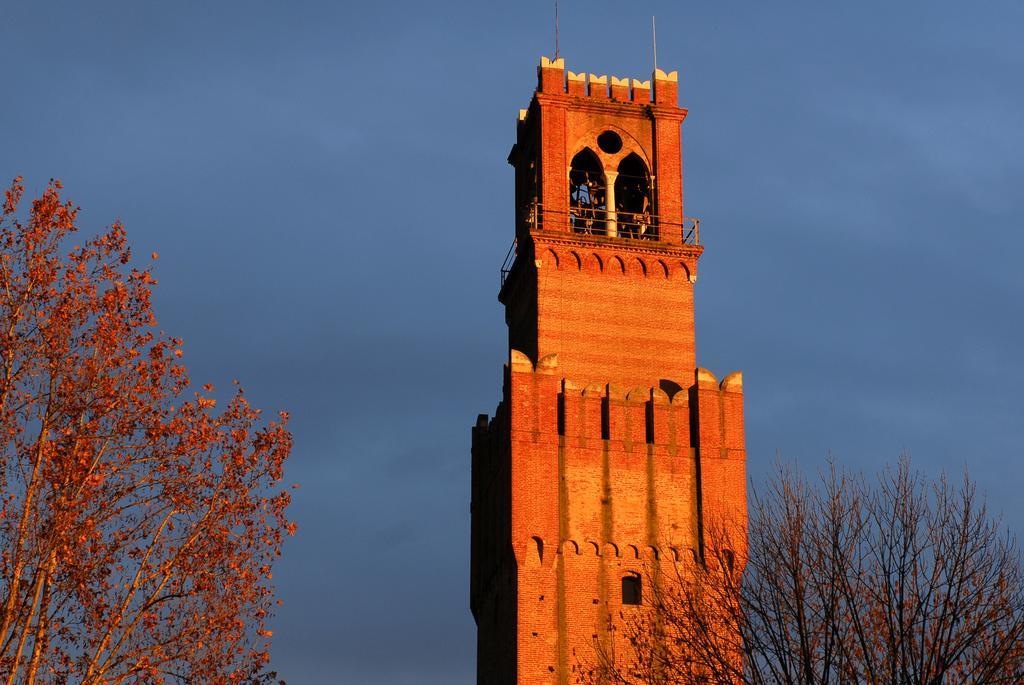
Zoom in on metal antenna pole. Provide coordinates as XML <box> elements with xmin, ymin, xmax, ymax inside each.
<box><xmin>652</xmin><ymin>15</ymin><xmax>658</xmax><ymax>72</ymax></box>
<box><xmin>555</xmin><ymin>0</ymin><xmax>560</xmax><ymax>59</ymax></box>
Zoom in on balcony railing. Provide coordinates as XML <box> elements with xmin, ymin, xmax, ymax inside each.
<box><xmin>500</xmin><ymin>202</ymin><xmax>702</xmax><ymax>288</ymax></box>
<box><xmin>521</xmin><ymin>202</ymin><xmax>700</xmax><ymax>246</ymax></box>
<box><xmin>501</xmin><ymin>239</ymin><xmax>518</xmax><ymax>289</ymax></box>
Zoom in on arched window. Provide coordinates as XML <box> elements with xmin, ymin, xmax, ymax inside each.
<box><xmin>569</xmin><ymin>149</ymin><xmax>606</xmax><ymax>235</ymax></box>
<box><xmin>622</xmin><ymin>573</ymin><xmax>642</xmax><ymax>605</ymax></box>
<box><xmin>615</xmin><ymin>153</ymin><xmax>653</xmax><ymax>240</ymax></box>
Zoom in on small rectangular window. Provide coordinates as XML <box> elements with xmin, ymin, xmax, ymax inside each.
<box><xmin>622</xmin><ymin>574</ymin><xmax>642</xmax><ymax>605</ymax></box>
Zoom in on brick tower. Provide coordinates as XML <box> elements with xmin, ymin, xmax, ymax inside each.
<box><xmin>470</xmin><ymin>56</ymin><xmax>746</xmax><ymax>684</ymax></box>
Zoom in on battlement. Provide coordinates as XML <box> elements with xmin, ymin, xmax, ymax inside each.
<box><xmin>537</xmin><ymin>55</ymin><xmax>678</xmax><ymax>105</ymax></box>
<box><xmin>505</xmin><ymin>349</ymin><xmax>743</xmax><ymax>452</ymax></box>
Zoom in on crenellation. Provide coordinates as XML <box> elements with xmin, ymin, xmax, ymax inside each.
<box><xmin>648</xmin><ymin>388</ymin><xmax>671</xmax><ymax>446</ymax></box>
<box><xmin>653</xmin><ymin>67</ymin><xmax>679</xmax><ymax>106</ymax></box>
<box><xmin>669</xmin><ymin>389</ymin><xmax>692</xmax><ymax>450</ymax></box>
<box><xmin>583</xmin><ymin>384</ymin><xmax>605</xmax><ymax>444</ymax></box>
<box><xmin>536</xmin><ymin>56</ymin><xmax>676</xmax><ymax>106</ymax></box>
<box><xmin>719</xmin><ymin>372</ymin><xmax>745</xmax><ymax>452</ymax></box>
<box><xmin>508</xmin><ymin>361</ymin><xmax>738</xmax><ymax>454</ymax></box>
<box><xmin>720</xmin><ymin>370</ymin><xmax>743</xmax><ymax>392</ymax></box>
<box><xmin>653</xmin><ymin>67</ymin><xmax>679</xmax><ymax>81</ymax></box>
<box><xmin>607</xmin><ymin>387</ymin><xmax>646</xmax><ymax>447</ymax></box>
<box><xmin>510</xmin><ymin>348</ymin><xmax>534</xmax><ymax>372</ymax></box>
<box><xmin>537</xmin><ymin>55</ymin><xmax>565</xmax><ymax>94</ymax></box>
<box><xmin>536</xmin><ymin>353</ymin><xmax>559</xmax><ymax>372</ymax></box>
<box><xmin>625</xmin><ymin>387</ymin><xmax>649</xmax><ymax>403</ymax></box>
<box><xmin>631</xmin><ymin>78</ymin><xmax>651</xmax><ymax>103</ymax></box>
<box><xmin>567</xmin><ymin>70</ymin><xmax>587</xmax><ymax>96</ymax></box>
<box><xmin>609</xmin><ymin>76</ymin><xmax>630</xmax><ymax>100</ymax></box>
<box><xmin>695</xmin><ymin>366</ymin><xmax>718</xmax><ymax>388</ymax></box>
<box><xmin>606</xmin><ymin>383</ymin><xmax>625</xmax><ymax>401</ymax></box>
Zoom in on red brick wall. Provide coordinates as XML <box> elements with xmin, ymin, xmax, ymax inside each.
<box><xmin>532</xmin><ymin>238</ymin><xmax>699</xmax><ymax>390</ymax></box>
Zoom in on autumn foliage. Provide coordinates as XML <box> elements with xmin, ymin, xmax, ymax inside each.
<box><xmin>0</xmin><ymin>178</ymin><xmax>293</xmax><ymax>683</ymax></box>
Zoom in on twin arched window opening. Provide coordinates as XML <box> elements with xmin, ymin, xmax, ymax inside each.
<box><xmin>570</xmin><ymin>148</ymin><xmax>655</xmax><ymax>240</ymax></box>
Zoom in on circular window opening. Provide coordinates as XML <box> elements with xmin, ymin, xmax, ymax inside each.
<box><xmin>597</xmin><ymin>130</ymin><xmax>623</xmax><ymax>154</ymax></box>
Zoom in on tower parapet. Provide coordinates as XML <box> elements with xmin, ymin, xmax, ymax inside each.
<box><xmin>537</xmin><ymin>55</ymin><xmax>676</xmax><ymax>104</ymax></box>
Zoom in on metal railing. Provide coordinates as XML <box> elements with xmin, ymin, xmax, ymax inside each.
<box><xmin>520</xmin><ymin>202</ymin><xmax>700</xmax><ymax>245</ymax></box>
<box><xmin>500</xmin><ymin>238</ymin><xmax>517</xmax><ymax>289</ymax></box>
<box><xmin>500</xmin><ymin>202</ymin><xmax>702</xmax><ymax>289</ymax></box>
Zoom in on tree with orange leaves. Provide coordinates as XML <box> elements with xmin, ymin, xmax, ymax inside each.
<box><xmin>0</xmin><ymin>178</ymin><xmax>294</xmax><ymax>684</ymax></box>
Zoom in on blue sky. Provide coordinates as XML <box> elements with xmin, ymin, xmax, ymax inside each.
<box><xmin>3</xmin><ymin>2</ymin><xmax>1024</xmax><ymax>682</ymax></box>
